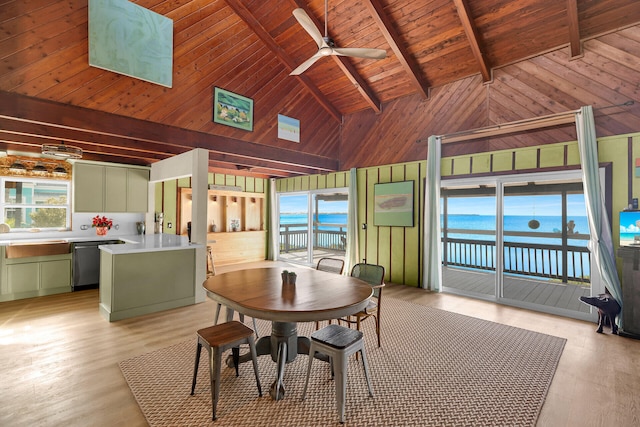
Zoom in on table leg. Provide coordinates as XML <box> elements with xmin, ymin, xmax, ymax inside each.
<box><xmin>223</xmin><ymin>320</ymin><xmax>328</xmax><ymax>399</ymax></box>
<box><xmin>269</xmin><ymin>341</ymin><xmax>288</xmax><ymax>400</ymax></box>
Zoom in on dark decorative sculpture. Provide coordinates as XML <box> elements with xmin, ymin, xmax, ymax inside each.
<box><xmin>579</xmin><ymin>293</ymin><xmax>621</xmax><ymax>334</ymax></box>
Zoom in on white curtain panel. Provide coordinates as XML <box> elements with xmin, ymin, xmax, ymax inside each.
<box><xmin>344</xmin><ymin>168</ymin><xmax>360</xmax><ymax>275</ymax></box>
<box><xmin>576</xmin><ymin>105</ymin><xmax>623</xmax><ymax>322</ymax></box>
<box><xmin>422</xmin><ymin>135</ymin><xmax>442</xmax><ymax>291</ymax></box>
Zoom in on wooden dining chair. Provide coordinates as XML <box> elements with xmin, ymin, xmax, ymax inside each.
<box><xmin>316</xmin><ymin>257</ymin><xmax>345</xmax><ymax>275</ymax></box>
<box><xmin>315</xmin><ymin>257</ymin><xmax>346</xmax><ymax>330</ymax></box>
<box><xmin>338</xmin><ymin>263</ymin><xmax>385</xmax><ymax>347</ymax></box>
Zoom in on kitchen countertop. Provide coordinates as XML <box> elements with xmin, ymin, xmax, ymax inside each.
<box><xmin>0</xmin><ymin>233</ymin><xmax>203</xmax><ymax>254</ymax></box>
<box><xmin>99</xmin><ymin>234</ymin><xmax>202</xmax><ymax>254</ymax></box>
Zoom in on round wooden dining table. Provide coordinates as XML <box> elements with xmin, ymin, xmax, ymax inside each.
<box><xmin>202</xmin><ymin>266</ymin><xmax>373</xmax><ymax>400</ymax></box>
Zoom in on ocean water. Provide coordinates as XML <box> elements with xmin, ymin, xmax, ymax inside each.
<box><xmin>280</xmin><ymin>213</ymin><xmax>591</xmax><ymax>277</ymax></box>
<box><xmin>444</xmin><ymin>214</ymin><xmax>590</xmax><ymax>246</ymax></box>
<box><xmin>280</xmin><ymin>213</ymin><xmax>347</xmax><ymax>230</ymax></box>
<box><xmin>280</xmin><ymin>213</ymin><xmax>590</xmax><ymax>241</ymax></box>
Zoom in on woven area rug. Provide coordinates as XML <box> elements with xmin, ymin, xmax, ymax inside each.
<box><xmin>119</xmin><ymin>297</ymin><xmax>565</xmax><ymax>426</ymax></box>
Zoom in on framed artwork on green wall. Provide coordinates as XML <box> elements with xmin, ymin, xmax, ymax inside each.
<box><xmin>374</xmin><ymin>181</ymin><xmax>414</xmax><ymax>227</ymax></box>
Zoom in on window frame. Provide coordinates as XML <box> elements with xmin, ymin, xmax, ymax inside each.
<box><xmin>0</xmin><ymin>177</ymin><xmax>72</xmax><ymax>231</ymax></box>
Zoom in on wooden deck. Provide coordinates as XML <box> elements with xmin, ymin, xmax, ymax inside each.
<box><xmin>279</xmin><ymin>251</ymin><xmax>593</xmax><ymax>317</ymax></box>
<box><xmin>443</xmin><ymin>266</ymin><xmax>591</xmax><ymax>315</ymax></box>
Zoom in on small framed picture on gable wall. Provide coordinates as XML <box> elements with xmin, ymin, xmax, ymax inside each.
<box><xmin>213</xmin><ymin>87</ymin><xmax>253</xmax><ymax>131</ymax></box>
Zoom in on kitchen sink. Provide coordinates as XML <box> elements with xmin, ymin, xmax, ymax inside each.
<box><xmin>5</xmin><ymin>241</ymin><xmax>72</xmax><ymax>258</ymax></box>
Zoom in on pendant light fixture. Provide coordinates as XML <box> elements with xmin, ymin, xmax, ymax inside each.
<box><xmin>53</xmin><ymin>164</ymin><xmax>68</xmax><ymax>175</ymax></box>
<box><xmin>42</xmin><ymin>141</ymin><xmax>82</xmax><ymax>159</ymax></box>
<box><xmin>32</xmin><ymin>162</ymin><xmax>48</xmax><ymax>175</ymax></box>
<box><xmin>9</xmin><ymin>159</ymin><xmax>26</xmax><ymax>172</ymax></box>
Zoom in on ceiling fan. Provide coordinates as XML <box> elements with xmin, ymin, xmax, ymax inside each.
<box><xmin>289</xmin><ymin>0</ymin><xmax>387</xmax><ymax>76</ymax></box>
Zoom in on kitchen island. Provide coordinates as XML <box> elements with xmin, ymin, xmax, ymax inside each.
<box><xmin>98</xmin><ymin>234</ymin><xmax>203</xmax><ymax>321</ymax></box>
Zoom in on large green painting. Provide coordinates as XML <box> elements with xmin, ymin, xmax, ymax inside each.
<box><xmin>374</xmin><ymin>181</ymin><xmax>414</xmax><ymax>227</ymax></box>
<box><xmin>88</xmin><ymin>0</ymin><xmax>173</xmax><ymax>88</ymax></box>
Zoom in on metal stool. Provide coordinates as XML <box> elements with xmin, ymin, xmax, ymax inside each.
<box><xmin>191</xmin><ymin>321</ymin><xmax>262</xmax><ymax>420</ymax></box>
<box><xmin>213</xmin><ymin>305</ymin><xmax>259</xmax><ymax>339</ymax></box>
<box><xmin>302</xmin><ymin>324</ymin><xmax>373</xmax><ymax>423</ymax></box>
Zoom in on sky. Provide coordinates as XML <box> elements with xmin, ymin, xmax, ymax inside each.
<box><xmin>279</xmin><ymin>194</ymin><xmax>348</xmax><ymax>214</ymax></box>
<box><xmin>279</xmin><ymin>193</ymin><xmax>588</xmax><ymax>217</ymax></box>
<box><xmin>446</xmin><ymin>194</ymin><xmax>587</xmax><ymax>216</ymax></box>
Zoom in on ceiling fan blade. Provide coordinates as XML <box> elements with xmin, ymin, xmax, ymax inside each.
<box><xmin>289</xmin><ymin>52</ymin><xmax>324</xmax><ymax>76</ymax></box>
<box><xmin>332</xmin><ymin>47</ymin><xmax>387</xmax><ymax>60</ymax></box>
<box><xmin>292</xmin><ymin>8</ymin><xmax>324</xmax><ymax>49</ymax></box>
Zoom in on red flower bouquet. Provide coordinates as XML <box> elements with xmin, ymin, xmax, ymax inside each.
<box><xmin>92</xmin><ymin>215</ymin><xmax>113</xmax><ymax>229</ymax></box>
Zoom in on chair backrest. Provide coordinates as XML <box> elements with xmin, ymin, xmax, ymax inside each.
<box><xmin>316</xmin><ymin>257</ymin><xmax>345</xmax><ymax>275</ymax></box>
<box><xmin>350</xmin><ymin>263</ymin><xmax>385</xmax><ymax>295</ymax></box>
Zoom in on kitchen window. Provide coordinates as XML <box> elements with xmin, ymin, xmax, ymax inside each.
<box><xmin>1</xmin><ymin>178</ymin><xmax>71</xmax><ymax>230</ymax></box>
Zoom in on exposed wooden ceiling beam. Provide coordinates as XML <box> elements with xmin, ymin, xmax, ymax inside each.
<box><xmin>292</xmin><ymin>0</ymin><xmax>382</xmax><ymax>113</ymax></box>
<box><xmin>566</xmin><ymin>0</ymin><xmax>582</xmax><ymax>58</ymax></box>
<box><xmin>364</xmin><ymin>0</ymin><xmax>430</xmax><ymax>99</ymax></box>
<box><xmin>452</xmin><ymin>0</ymin><xmax>492</xmax><ymax>82</ymax></box>
<box><xmin>0</xmin><ymin>91</ymin><xmax>339</xmax><ymax>176</ymax></box>
<box><xmin>223</xmin><ymin>0</ymin><xmax>342</xmax><ymax>123</ymax></box>
<box><xmin>332</xmin><ymin>57</ymin><xmax>382</xmax><ymax>113</ymax></box>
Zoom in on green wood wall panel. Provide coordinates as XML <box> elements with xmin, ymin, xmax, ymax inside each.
<box><xmin>598</xmin><ymin>134</ymin><xmax>637</xmax><ymax>251</ymax></box>
<box><xmin>326</xmin><ymin>173</ymin><xmax>336</xmax><ymax>188</ymax></box>
<box><xmin>515</xmin><ymin>148</ymin><xmax>537</xmax><ymax>170</ymax></box>
<box><xmin>309</xmin><ymin>175</ymin><xmax>318</xmax><ymax>190</ymax></box>
<box><xmin>236</xmin><ymin>176</ymin><xmax>246</xmax><ymax>191</ymax></box>
<box><xmin>473</xmin><ymin>153</ymin><xmax>492</xmax><ymax>174</ymax></box>
<box><xmin>213</xmin><ymin>174</ymin><xmax>224</xmax><ymax>185</ymax></box>
<box><xmin>365</xmin><ymin>168</ymin><xmax>379</xmax><ymax>265</ymax></box>
<box><xmin>356</xmin><ymin>169</ymin><xmax>368</xmax><ymax>264</ymax></box>
<box><xmin>453</xmin><ymin>156</ymin><xmax>471</xmax><ymax>175</ymax></box>
<box><xmin>245</xmin><ymin>178</ymin><xmax>255</xmax><ymax>193</ymax></box>
<box><xmin>441</xmin><ymin>158</ymin><xmax>453</xmax><ymax>176</ymax></box>
<box><xmin>539</xmin><ymin>145</ymin><xmax>565</xmax><ymax>168</ymax></box>
<box><xmin>567</xmin><ymin>143</ymin><xmax>580</xmax><ymax>165</ymax></box>
<box><xmin>154</xmin><ymin>182</ymin><xmax>163</xmax><ymax>213</ymax></box>
<box><xmin>492</xmin><ymin>152</ymin><xmax>512</xmax><ymax>172</ymax></box>
<box><xmin>177</xmin><ymin>177</ymin><xmax>190</xmax><ymax>188</ymax></box>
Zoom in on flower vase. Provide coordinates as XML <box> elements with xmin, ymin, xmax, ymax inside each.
<box><xmin>96</xmin><ymin>226</ymin><xmax>108</xmax><ymax>236</ymax></box>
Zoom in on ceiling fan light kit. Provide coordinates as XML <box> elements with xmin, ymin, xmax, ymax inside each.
<box><xmin>290</xmin><ymin>2</ymin><xmax>386</xmax><ymax>76</ymax></box>
<box><xmin>42</xmin><ymin>143</ymin><xmax>83</xmax><ymax>159</ymax></box>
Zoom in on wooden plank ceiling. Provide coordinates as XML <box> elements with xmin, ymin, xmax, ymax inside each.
<box><xmin>1</xmin><ymin>0</ymin><xmax>639</xmax><ymax>177</ymax></box>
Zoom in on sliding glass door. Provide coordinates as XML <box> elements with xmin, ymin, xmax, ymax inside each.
<box><xmin>441</xmin><ymin>186</ymin><xmax>497</xmax><ymax>298</ymax></box>
<box><xmin>501</xmin><ymin>181</ymin><xmax>591</xmax><ymax>315</ymax></box>
<box><xmin>277</xmin><ymin>189</ymin><xmax>348</xmax><ymax>266</ymax></box>
<box><xmin>441</xmin><ymin>171</ymin><xmax>594</xmax><ymax>320</ymax></box>
<box><xmin>278</xmin><ymin>193</ymin><xmax>309</xmax><ymax>263</ymax></box>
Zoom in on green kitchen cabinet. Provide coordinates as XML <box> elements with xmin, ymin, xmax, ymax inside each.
<box><xmin>99</xmin><ymin>248</ymin><xmax>196</xmax><ymax>321</ymax></box>
<box><xmin>105</xmin><ymin>166</ymin><xmax>128</xmax><ymax>212</ymax></box>
<box><xmin>74</xmin><ymin>162</ymin><xmax>149</xmax><ymax>213</ymax></box>
<box><xmin>41</xmin><ymin>259</ymin><xmax>72</xmax><ymax>289</ymax></box>
<box><xmin>74</xmin><ymin>163</ymin><xmax>104</xmax><ymax>213</ymax></box>
<box><xmin>126</xmin><ymin>167</ymin><xmax>150</xmax><ymax>213</ymax></box>
<box><xmin>0</xmin><ymin>247</ymin><xmax>72</xmax><ymax>302</ymax></box>
<box><xmin>6</xmin><ymin>263</ymin><xmax>39</xmax><ymax>293</ymax></box>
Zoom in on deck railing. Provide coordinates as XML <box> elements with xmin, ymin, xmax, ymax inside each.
<box><xmin>279</xmin><ymin>223</ymin><xmax>591</xmax><ymax>284</ymax></box>
<box><xmin>279</xmin><ymin>223</ymin><xmax>347</xmax><ymax>253</ymax></box>
<box><xmin>442</xmin><ymin>233</ymin><xmax>591</xmax><ymax>283</ymax></box>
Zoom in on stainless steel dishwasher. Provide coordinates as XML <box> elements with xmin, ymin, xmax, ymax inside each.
<box><xmin>72</xmin><ymin>240</ymin><xmax>121</xmax><ymax>291</ymax></box>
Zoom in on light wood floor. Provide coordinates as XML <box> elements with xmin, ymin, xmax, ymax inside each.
<box><xmin>1</xmin><ymin>260</ymin><xmax>638</xmax><ymax>426</ymax></box>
